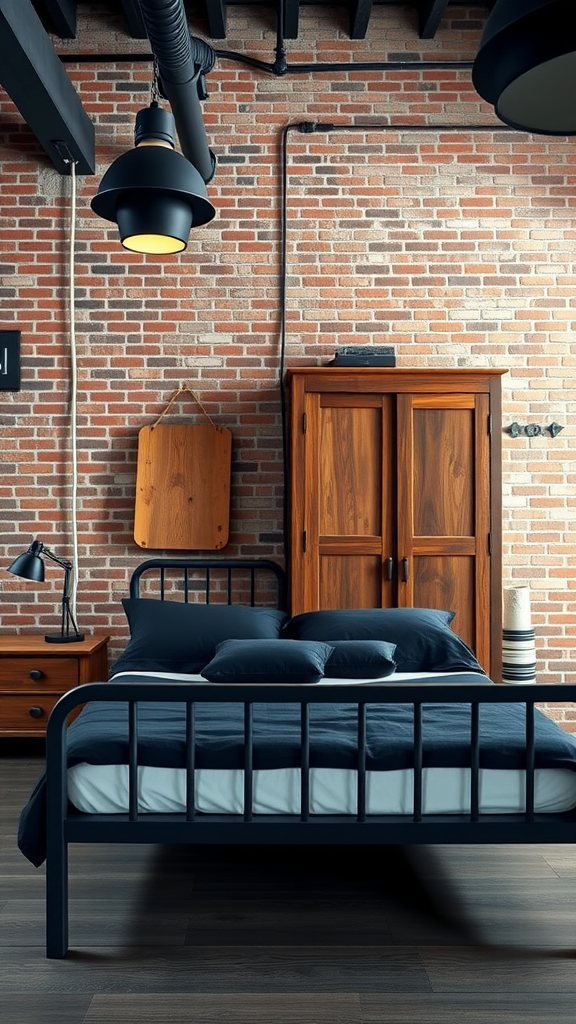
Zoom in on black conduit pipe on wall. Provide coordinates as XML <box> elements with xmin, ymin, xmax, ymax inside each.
<box><xmin>138</xmin><ymin>0</ymin><xmax>217</xmax><ymax>183</ymax></box>
<box><xmin>278</xmin><ymin>119</ymin><xmax>518</xmax><ymax>561</ymax></box>
<box><xmin>60</xmin><ymin>53</ymin><xmax>477</xmax><ymax>76</ymax></box>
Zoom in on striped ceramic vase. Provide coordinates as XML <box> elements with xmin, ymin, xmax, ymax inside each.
<box><xmin>502</xmin><ymin>585</ymin><xmax>536</xmax><ymax>684</ymax></box>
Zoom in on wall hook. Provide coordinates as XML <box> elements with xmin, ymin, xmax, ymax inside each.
<box><xmin>505</xmin><ymin>422</ymin><xmax>522</xmax><ymax>437</ymax></box>
<box><xmin>505</xmin><ymin>421</ymin><xmax>565</xmax><ymax>439</ymax></box>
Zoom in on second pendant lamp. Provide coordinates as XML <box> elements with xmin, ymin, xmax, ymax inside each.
<box><xmin>472</xmin><ymin>0</ymin><xmax>576</xmax><ymax>135</ymax></box>
<box><xmin>90</xmin><ymin>103</ymin><xmax>215</xmax><ymax>254</ymax></box>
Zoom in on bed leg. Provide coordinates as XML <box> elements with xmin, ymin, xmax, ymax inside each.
<box><xmin>46</xmin><ymin>842</ymin><xmax>69</xmax><ymax>958</ymax></box>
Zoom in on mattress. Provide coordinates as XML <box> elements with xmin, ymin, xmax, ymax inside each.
<box><xmin>65</xmin><ymin>670</ymin><xmax>576</xmax><ymax>817</ymax></box>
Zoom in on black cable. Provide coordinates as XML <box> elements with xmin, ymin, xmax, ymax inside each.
<box><xmin>295</xmin><ymin>121</ymin><xmax>514</xmax><ymax>133</ymax></box>
<box><xmin>278</xmin><ymin>122</ymin><xmax>300</xmax><ymax>570</ymax></box>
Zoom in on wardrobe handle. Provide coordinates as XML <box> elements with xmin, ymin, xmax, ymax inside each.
<box><xmin>385</xmin><ymin>557</ymin><xmax>394</xmax><ymax>581</ymax></box>
<box><xmin>29</xmin><ymin>706</ymin><xmax>45</xmax><ymax>719</ymax></box>
<box><xmin>29</xmin><ymin>669</ymin><xmax>44</xmax><ymax>681</ymax></box>
<box><xmin>402</xmin><ymin>557</ymin><xmax>409</xmax><ymax>583</ymax></box>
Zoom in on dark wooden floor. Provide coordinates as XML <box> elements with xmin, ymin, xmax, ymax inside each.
<box><xmin>2</xmin><ymin>742</ymin><xmax>576</xmax><ymax>1024</ymax></box>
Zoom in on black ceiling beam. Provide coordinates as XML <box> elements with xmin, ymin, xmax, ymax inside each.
<box><xmin>349</xmin><ymin>0</ymin><xmax>373</xmax><ymax>39</ymax></box>
<box><xmin>418</xmin><ymin>0</ymin><xmax>450</xmax><ymax>39</ymax></box>
<box><xmin>0</xmin><ymin>0</ymin><xmax>95</xmax><ymax>175</ymax></box>
<box><xmin>204</xmin><ymin>0</ymin><xmax>227</xmax><ymax>39</ymax></box>
<box><xmin>283</xmin><ymin>0</ymin><xmax>300</xmax><ymax>39</ymax></box>
<box><xmin>38</xmin><ymin>0</ymin><xmax>76</xmax><ymax>39</ymax></box>
<box><xmin>120</xmin><ymin>0</ymin><xmax>149</xmax><ymax>39</ymax></box>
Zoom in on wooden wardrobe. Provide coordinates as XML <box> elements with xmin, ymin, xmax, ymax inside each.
<box><xmin>285</xmin><ymin>367</ymin><xmax>507</xmax><ymax>680</ymax></box>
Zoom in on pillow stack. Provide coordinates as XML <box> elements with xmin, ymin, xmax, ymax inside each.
<box><xmin>111</xmin><ymin>600</ymin><xmax>483</xmax><ymax>682</ymax></box>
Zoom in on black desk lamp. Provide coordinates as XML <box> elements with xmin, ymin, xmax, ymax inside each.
<box><xmin>7</xmin><ymin>539</ymin><xmax>84</xmax><ymax>643</ymax></box>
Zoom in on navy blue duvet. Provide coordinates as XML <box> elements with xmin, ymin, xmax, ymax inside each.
<box><xmin>18</xmin><ymin>672</ymin><xmax>576</xmax><ymax>866</ymax></box>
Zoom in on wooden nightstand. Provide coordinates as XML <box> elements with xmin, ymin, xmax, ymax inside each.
<box><xmin>0</xmin><ymin>635</ymin><xmax>110</xmax><ymax>737</ymax></box>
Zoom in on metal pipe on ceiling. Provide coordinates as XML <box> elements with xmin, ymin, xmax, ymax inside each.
<box><xmin>137</xmin><ymin>0</ymin><xmax>216</xmax><ymax>183</ymax></box>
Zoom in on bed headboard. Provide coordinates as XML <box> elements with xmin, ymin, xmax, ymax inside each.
<box><xmin>129</xmin><ymin>558</ymin><xmax>286</xmax><ymax>611</ymax></box>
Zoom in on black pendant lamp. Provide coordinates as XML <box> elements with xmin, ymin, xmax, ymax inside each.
<box><xmin>472</xmin><ymin>0</ymin><xmax>576</xmax><ymax>135</ymax></box>
<box><xmin>90</xmin><ymin>103</ymin><xmax>215</xmax><ymax>254</ymax></box>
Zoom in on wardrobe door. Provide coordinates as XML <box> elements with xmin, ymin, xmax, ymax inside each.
<box><xmin>396</xmin><ymin>392</ymin><xmax>492</xmax><ymax>672</ymax></box>
<box><xmin>290</xmin><ymin>391</ymin><xmax>396</xmax><ymax>613</ymax></box>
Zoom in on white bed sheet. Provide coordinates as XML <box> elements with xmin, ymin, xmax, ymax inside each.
<box><xmin>66</xmin><ymin>671</ymin><xmax>576</xmax><ymax>816</ymax></box>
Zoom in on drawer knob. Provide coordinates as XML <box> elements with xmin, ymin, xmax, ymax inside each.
<box><xmin>29</xmin><ymin>669</ymin><xmax>44</xmax><ymax>681</ymax></box>
<box><xmin>29</xmin><ymin>706</ymin><xmax>45</xmax><ymax>719</ymax></box>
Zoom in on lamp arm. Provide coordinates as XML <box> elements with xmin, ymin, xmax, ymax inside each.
<box><xmin>40</xmin><ymin>546</ymin><xmax>73</xmax><ymax>574</ymax></box>
<box><xmin>61</xmin><ymin>587</ymin><xmax>82</xmax><ymax>638</ymax></box>
<box><xmin>42</xmin><ymin>546</ymin><xmax>80</xmax><ymax>639</ymax></box>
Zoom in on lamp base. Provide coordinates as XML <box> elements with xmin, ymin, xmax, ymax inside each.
<box><xmin>45</xmin><ymin>633</ymin><xmax>85</xmax><ymax>644</ymax></box>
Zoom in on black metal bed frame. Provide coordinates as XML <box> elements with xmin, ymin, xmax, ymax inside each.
<box><xmin>42</xmin><ymin>558</ymin><xmax>576</xmax><ymax>958</ymax></box>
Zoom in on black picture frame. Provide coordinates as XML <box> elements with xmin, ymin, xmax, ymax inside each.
<box><xmin>0</xmin><ymin>330</ymin><xmax>21</xmax><ymax>391</ymax></box>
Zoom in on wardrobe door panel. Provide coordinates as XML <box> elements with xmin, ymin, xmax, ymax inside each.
<box><xmin>412</xmin><ymin>554</ymin><xmax>477</xmax><ymax>658</ymax></box>
<box><xmin>319</xmin><ymin>555</ymin><xmax>383</xmax><ymax>609</ymax></box>
<box><xmin>397</xmin><ymin>393</ymin><xmax>491</xmax><ymax>673</ymax></box>
<box><xmin>290</xmin><ymin>390</ymin><xmax>395</xmax><ymax>612</ymax></box>
<box><xmin>318</xmin><ymin>401</ymin><xmax>382</xmax><ymax>537</ymax></box>
<box><xmin>412</xmin><ymin>407</ymin><xmax>475</xmax><ymax>537</ymax></box>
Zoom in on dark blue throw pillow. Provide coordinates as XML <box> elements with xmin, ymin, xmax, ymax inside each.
<box><xmin>111</xmin><ymin>600</ymin><xmax>287</xmax><ymax>677</ymax></box>
<box><xmin>324</xmin><ymin>639</ymin><xmax>397</xmax><ymax>679</ymax></box>
<box><xmin>201</xmin><ymin>638</ymin><xmax>335</xmax><ymax>684</ymax></box>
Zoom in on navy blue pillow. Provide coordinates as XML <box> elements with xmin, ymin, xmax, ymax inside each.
<box><xmin>111</xmin><ymin>600</ymin><xmax>287</xmax><ymax>676</ymax></box>
<box><xmin>324</xmin><ymin>640</ymin><xmax>397</xmax><ymax>679</ymax></box>
<box><xmin>284</xmin><ymin>608</ymin><xmax>482</xmax><ymax>674</ymax></box>
<box><xmin>201</xmin><ymin>638</ymin><xmax>335</xmax><ymax>684</ymax></box>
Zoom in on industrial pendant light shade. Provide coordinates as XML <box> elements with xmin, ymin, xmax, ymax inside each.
<box><xmin>472</xmin><ymin>0</ymin><xmax>576</xmax><ymax>135</ymax></box>
<box><xmin>90</xmin><ymin>104</ymin><xmax>215</xmax><ymax>253</ymax></box>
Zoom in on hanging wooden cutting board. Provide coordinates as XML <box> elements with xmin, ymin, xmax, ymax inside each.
<box><xmin>134</xmin><ymin>423</ymin><xmax>232</xmax><ymax>550</ymax></box>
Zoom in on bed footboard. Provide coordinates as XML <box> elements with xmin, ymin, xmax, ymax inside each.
<box><xmin>44</xmin><ymin>680</ymin><xmax>576</xmax><ymax>957</ymax></box>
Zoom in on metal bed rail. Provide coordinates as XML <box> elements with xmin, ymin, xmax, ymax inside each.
<box><xmin>45</xmin><ymin>680</ymin><xmax>576</xmax><ymax>956</ymax></box>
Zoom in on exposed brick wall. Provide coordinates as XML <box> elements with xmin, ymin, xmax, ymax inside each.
<box><xmin>1</xmin><ymin>6</ymin><xmax>575</xmax><ymax>722</ymax></box>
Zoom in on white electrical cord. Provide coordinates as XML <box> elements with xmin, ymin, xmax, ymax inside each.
<box><xmin>67</xmin><ymin>158</ymin><xmax>80</xmax><ymax>620</ymax></box>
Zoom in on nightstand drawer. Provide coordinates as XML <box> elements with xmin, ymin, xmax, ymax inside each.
<box><xmin>0</xmin><ymin>694</ymin><xmax>65</xmax><ymax>734</ymax></box>
<box><xmin>0</xmin><ymin>658</ymin><xmax>79</xmax><ymax>691</ymax></box>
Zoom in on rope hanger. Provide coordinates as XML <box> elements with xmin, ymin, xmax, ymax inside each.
<box><xmin>151</xmin><ymin>383</ymin><xmax>218</xmax><ymax>430</ymax></box>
